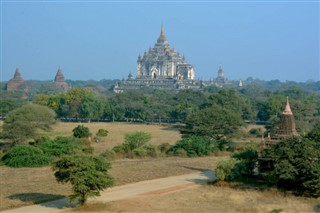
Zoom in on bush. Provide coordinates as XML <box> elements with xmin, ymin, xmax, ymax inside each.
<box><xmin>124</xmin><ymin>131</ymin><xmax>151</xmax><ymax>151</ymax></box>
<box><xmin>169</xmin><ymin>136</ymin><xmax>224</xmax><ymax>157</ymax></box>
<box><xmin>133</xmin><ymin>147</ymin><xmax>148</xmax><ymax>158</ymax></box>
<box><xmin>96</xmin><ymin>129</ymin><xmax>109</xmax><ymax>137</ymax></box>
<box><xmin>249</xmin><ymin>128</ymin><xmax>263</xmax><ymax>137</ymax></box>
<box><xmin>37</xmin><ymin>137</ymin><xmax>81</xmax><ymax>157</ymax></box>
<box><xmin>82</xmin><ymin>146</ymin><xmax>94</xmax><ymax>154</ymax></box>
<box><xmin>232</xmin><ymin>147</ymin><xmax>258</xmax><ymax>177</ymax></box>
<box><xmin>143</xmin><ymin>144</ymin><xmax>159</xmax><ymax>157</ymax></box>
<box><xmin>173</xmin><ymin>148</ymin><xmax>187</xmax><ymax>157</ymax></box>
<box><xmin>2</xmin><ymin>145</ymin><xmax>51</xmax><ymax>167</ymax></box>
<box><xmin>215</xmin><ymin>159</ymin><xmax>237</xmax><ymax>181</ymax></box>
<box><xmin>112</xmin><ymin>144</ymin><xmax>127</xmax><ymax>154</ymax></box>
<box><xmin>158</xmin><ymin>143</ymin><xmax>172</xmax><ymax>153</ymax></box>
<box><xmin>100</xmin><ymin>149</ymin><xmax>116</xmax><ymax>160</ymax></box>
<box><xmin>73</xmin><ymin>125</ymin><xmax>92</xmax><ymax>138</ymax></box>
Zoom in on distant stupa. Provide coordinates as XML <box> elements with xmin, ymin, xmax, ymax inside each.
<box><xmin>272</xmin><ymin>97</ymin><xmax>299</xmax><ymax>140</ymax></box>
<box><xmin>54</xmin><ymin>67</ymin><xmax>69</xmax><ymax>90</ymax></box>
<box><xmin>6</xmin><ymin>68</ymin><xmax>28</xmax><ymax>92</ymax></box>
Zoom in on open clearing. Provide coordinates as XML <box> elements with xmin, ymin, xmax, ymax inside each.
<box><xmin>98</xmin><ymin>184</ymin><xmax>320</xmax><ymax>213</ymax></box>
<box><xmin>1</xmin><ymin>122</ymin><xmax>317</xmax><ymax>212</ymax></box>
<box><xmin>49</xmin><ymin>122</ymin><xmax>182</xmax><ymax>154</ymax></box>
<box><xmin>0</xmin><ymin>156</ymin><xmax>221</xmax><ymax>211</ymax></box>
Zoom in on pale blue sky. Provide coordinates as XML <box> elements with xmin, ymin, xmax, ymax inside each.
<box><xmin>1</xmin><ymin>1</ymin><xmax>319</xmax><ymax>82</ymax></box>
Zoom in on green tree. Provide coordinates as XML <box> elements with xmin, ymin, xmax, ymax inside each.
<box><xmin>72</xmin><ymin>125</ymin><xmax>92</xmax><ymax>138</ymax></box>
<box><xmin>124</xmin><ymin>131</ymin><xmax>152</xmax><ymax>151</ymax></box>
<box><xmin>263</xmin><ymin>137</ymin><xmax>320</xmax><ymax>197</ymax></box>
<box><xmin>232</xmin><ymin>147</ymin><xmax>258</xmax><ymax>178</ymax></box>
<box><xmin>0</xmin><ymin>99</ymin><xmax>25</xmax><ymax>117</ymax></box>
<box><xmin>2</xmin><ymin>104</ymin><xmax>56</xmax><ymax>143</ymax></box>
<box><xmin>306</xmin><ymin>121</ymin><xmax>320</xmax><ymax>143</ymax></box>
<box><xmin>181</xmin><ymin>107</ymin><xmax>244</xmax><ymax>139</ymax></box>
<box><xmin>206</xmin><ymin>89</ymin><xmax>255</xmax><ymax>121</ymax></box>
<box><xmin>53</xmin><ymin>155</ymin><xmax>114</xmax><ymax>205</ymax></box>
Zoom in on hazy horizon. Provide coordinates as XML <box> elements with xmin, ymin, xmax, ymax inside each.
<box><xmin>1</xmin><ymin>1</ymin><xmax>319</xmax><ymax>82</ymax></box>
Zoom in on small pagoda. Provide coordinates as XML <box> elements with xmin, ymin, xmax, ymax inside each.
<box><xmin>6</xmin><ymin>68</ymin><xmax>28</xmax><ymax>92</ymax></box>
<box><xmin>272</xmin><ymin>96</ymin><xmax>299</xmax><ymax>140</ymax></box>
<box><xmin>259</xmin><ymin>97</ymin><xmax>299</xmax><ymax>170</ymax></box>
<box><xmin>54</xmin><ymin>67</ymin><xmax>69</xmax><ymax>90</ymax></box>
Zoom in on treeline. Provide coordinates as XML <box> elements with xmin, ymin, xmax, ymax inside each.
<box><xmin>1</xmin><ymin>83</ymin><xmax>319</xmax><ymax>134</ymax></box>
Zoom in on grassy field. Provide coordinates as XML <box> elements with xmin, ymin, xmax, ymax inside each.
<box><xmin>0</xmin><ymin>121</ymin><xmax>212</xmax><ymax>211</ymax></box>
<box><xmin>89</xmin><ymin>185</ymin><xmax>319</xmax><ymax>213</ymax></box>
<box><xmin>0</xmin><ymin>156</ymin><xmax>222</xmax><ymax>211</ymax></box>
<box><xmin>48</xmin><ymin>122</ymin><xmax>182</xmax><ymax>154</ymax></box>
<box><xmin>2</xmin><ymin>121</ymin><xmax>306</xmax><ymax>212</ymax></box>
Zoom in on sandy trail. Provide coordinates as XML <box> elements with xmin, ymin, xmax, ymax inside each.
<box><xmin>2</xmin><ymin>170</ymin><xmax>214</xmax><ymax>213</ymax></box>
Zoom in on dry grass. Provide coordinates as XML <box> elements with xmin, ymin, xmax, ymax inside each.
<box><xmin>0</xmin><ymin>156</ymin><xmax>222</xmax><ymax>211</ymax></box>
<box><xmin>49</xmin><ymin>122</ymin><xmax>182</xmax><ymax>154</ymax></box>
<box><xmin>0</xmin><ymin>122</ymin><xmax>183</xmax><ymax>211</ymax></box>
<box><xmin>0</xmin><ymin>166</ymin><xmax>72</xmax><ymax>210</ymax></box>
<box><xmin>93</xmin><ymin>185</ymin><xmax>320</xmax><ymax>213</ymax></box>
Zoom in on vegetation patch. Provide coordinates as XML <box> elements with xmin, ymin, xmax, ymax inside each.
<box><xmin>36</xmin><ymin>136</ymin><xmax>81</xmax><ymax>157</ymax></box>
<box><xmin>168</xmin><ymin>136</ymin><xmax>229</xmax><ymax>157</ymax></box>
<box><xmin>72</xmin><ymin>125</ymin><xmax>92</xmax><ymax>138</ymax></box>
<box><xmin>2</xmin><ymin>145</ymin><xmax>51</xmax><ymax>167</ymax></box>
<box><xmin>53</xmin><ymin>155</ymin><xmax>115</xmax><ymax>205</ymax></box>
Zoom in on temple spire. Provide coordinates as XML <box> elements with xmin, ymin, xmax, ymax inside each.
<box><xmin>283</xmin><ymin>96</ymin><xmax>293</xmax><ymax>115</ymax></box>
<box><xmin>160</xmin><ymin>24</ymin><xmax>165</xmax><ymax>38</ymax></box>
<box><xmin>14</xmin><ymin>67</ymin><xmax>23</xmax><ymax>79</ymax></box>
<box><xmin>157</xmin><ymin>24</ymin><xmax>168</xmax><ymax>44</ymax></box>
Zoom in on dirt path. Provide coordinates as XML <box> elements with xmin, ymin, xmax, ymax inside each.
<box><xmin>2</xmin><ymin>170</ymin><xmax>214</xmax><ymax>213</ymax></box>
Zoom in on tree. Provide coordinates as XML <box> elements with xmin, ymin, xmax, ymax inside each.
<box><xmin>0</xmin><ymin>99</ymin><xmax>25</xmax><ymax>117</ymax></box>
<box><xmin>72</xmin><ymin>125</ymin><xmax>92</xmax><ymax>138</ymax></box>
<box><xmin>2</xmin><ymin>104</ymin><xmax>56</xmax><ymax>143</ymax></box>
<box><xmin>181</xmin><ymin>107</ymin><xmax>244</xmax><ymax>139</ymax></box>
<box><xmin>124</xmin><ymin>131</ymin><xmax>152</xmax><ymax>151</ymax></box>
<box><xmin>232</xmin><ymin>147</ymin><xmax>258</xmax><ymax>178</ymax></box>
<box><xmin>206</xmin><ymin>89</ymin><xmax>255</xmax><ymax>121</ymax></box>
<box><xmin>53</xmin><ymin>155</ymin><xmax>114</xmax><ymax>205</ymax></box>
<box><xmin>306</xmin><ymin>121</ymin><xmax>320</xmax><ymax>143</ymax></box>
<box><xmin>263</xmin><ymin>137</ymin><xmax>320</xmax><ymax>197</ymax></box>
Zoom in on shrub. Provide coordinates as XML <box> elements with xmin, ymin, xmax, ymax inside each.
<box><xmin>2</xmin><ymin>145</ymin><xmax>51</xmax><ymax>167</ymax></box>
<box><xmin>173</xmin><ymin>148</ymin><xmax>187</xmax><ymax>157</ymax></box>
<box><xmin>124</xmin><ymin>131</ymin><xmax>151</xmax><ymax>151</ymax></box>
<box><xmin>96</xmin><ymin>129</ymin><xmax>109</xmax><ymax>137</ymax></box>
<box><xmin>232</xmin><ymin>147</ymin><xmax>258</xmax><ymax>177</ymax></box>
<box><xmin>215</xmin><ymin>159</ymin><xmax>237</xmax><ymax>181</ymax></box>
<box><xmin>73</xmin><ymin>125</ymin><xmax>92</xmax><ymax>138</ymax></box>
<box><xmin>112</xmin><ymin>144</ymin><xmax>127</xmax><ymax>154</ymax></box>
<box><xmin>100</xmin><ymin>149</ymin><xmax>116</xmax><ymax>160</ymax></box>
<box><xmin>82</xmin><ymin>146</ymin><xmax>94</xmax><ymax>154</ymax></box>
<box><xmin>143</xmin><ymin>144</ymin><xmax>159</xmax><ymax>157</ymax></box>
<box><xmin>133</xmin><ymin>147</ymin><xmax>148</xmax><ymax>158</ymax></box>
<box><xmin>169</xmin><ymin>136</ymin><xmax>223</xmax><ymax>157</ymax></box>
<box><xmin>158</xmin><ymin>143</ymin><xmax>172</xmax><ymax>153</ymax></box>
<box><xmin>249</xmin><ymin>128</ymin><xmax>263</xmax><ymax>137</ymax></box>
<box><xmin>37</xmin><ymin>137</ymin><xmax>81</xmax><ymax>157</ymax></box>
